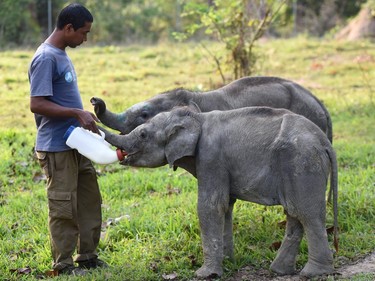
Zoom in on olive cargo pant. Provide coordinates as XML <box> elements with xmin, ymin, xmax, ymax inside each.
<box><xmin>36</xmin><ymin>150</ymin><xmax>102</xmax><ymax>270</ymax></box>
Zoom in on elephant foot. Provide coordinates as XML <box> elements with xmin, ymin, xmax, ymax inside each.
<box><xmin>270</xmin><ymin>259</ymin><xmax>296</xmax><ymax>276</ymax></box>
<box><xmin>300</xmin><ymin>260</ymin><xmax>334</xmax><ymax>277</ymax></box>
<box><xmin>195</xmin><ymin>264</ymin><xmax>223</xmax><ymax>279</ymax></box>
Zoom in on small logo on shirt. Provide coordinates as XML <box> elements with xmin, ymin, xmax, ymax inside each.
<box><xmin>65</xmin><ymin>71</ymin><xmax>73</xmax><ymax>83</ymax></box>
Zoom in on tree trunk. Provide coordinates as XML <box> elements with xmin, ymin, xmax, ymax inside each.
<box><xmin>336</xmin><ymin>6</ymin><xmax>375</xmax><ymax>40</ymax></box>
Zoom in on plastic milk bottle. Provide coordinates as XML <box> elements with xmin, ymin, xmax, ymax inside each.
<box><xmin>63</xmin><ymin>126</ymin><xmax>127</xmax><ymax>164</ymax></box>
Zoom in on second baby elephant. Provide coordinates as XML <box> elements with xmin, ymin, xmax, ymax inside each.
<box><xmin>101</xmin><ymin>106</ymin><xmax>338</xmax><ymax>279</ymax></box>
<box><xmin>91</xmin><ymin>76</ymin><xmax>333</xmax><ymax>142</ymax></box>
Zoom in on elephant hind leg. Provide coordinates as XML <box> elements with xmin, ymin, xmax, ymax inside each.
<box><xmin>270</xmin><ymin>213</ymin><xmax>303</xmax><ymax>275</ymax></box>
<box><xmin>223</xmin><ymin>198</ymin><xmax>236</xmax><ymax>260</ymax></box>
<box><xmin>300</xmin><ymin>219</ymin><xmax>334</xmax><ymax>277</ymax></box>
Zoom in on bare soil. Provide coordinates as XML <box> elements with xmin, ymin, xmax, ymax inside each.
<box><xmin>225</xmin><ymin>251</ymin><xmax>375</xmax><ymax>281</ymax></box>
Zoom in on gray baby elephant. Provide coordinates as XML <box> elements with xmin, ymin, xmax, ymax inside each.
<box><xmin>91</xmin><ymin>76</ymin><xmax>333</xmax><ymax>142</ymax></box>
<box><xmin>102</xmin><ymin>106</ymin><xmax>338</xmax><ymax>279</ymax></box>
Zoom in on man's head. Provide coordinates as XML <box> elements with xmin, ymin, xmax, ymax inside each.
<box><xmin>56</xmin><ymin>3</ymin><xmax>93</xmax><ymax>48</ymax></box>
<box><xmin>57</xmin><ymin>3</ymin><xmax>93</xmax><ymax>31</ymax></box>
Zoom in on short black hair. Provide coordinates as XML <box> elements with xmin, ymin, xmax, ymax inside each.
<box><xmin>56</xmin><ymin>3</ymin><xmax>93</xmax><ymax>31</ymax></box>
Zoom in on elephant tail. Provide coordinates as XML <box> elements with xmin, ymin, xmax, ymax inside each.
<box><xmin>327</xmin><ymin>147</ymin><xmax>339</xmax><ymax>252</ymax></box>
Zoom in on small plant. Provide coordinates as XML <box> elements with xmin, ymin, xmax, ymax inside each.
<box><xmin>174</xmin><ymin>0</ymin><xmax>287</xmax><ymax>82</ymax></box>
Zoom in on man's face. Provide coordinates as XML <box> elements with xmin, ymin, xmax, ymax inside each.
<box><xmin>66</xmin><ymin>21</ymin><xmax>92</xmax><ymax>48</ymax></box>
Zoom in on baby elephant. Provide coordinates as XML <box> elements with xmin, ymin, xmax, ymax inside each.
<box><xmin>102</xmin><ymin>106</ymin><xmax>338</xmax><ymax>279</ymax></box>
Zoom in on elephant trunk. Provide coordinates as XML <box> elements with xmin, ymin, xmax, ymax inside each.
<box><xmin>91</xmin><ymin>97</ymin><xmax>127</xmax><ymax>133</ymax></box>
<box><xmin>100</xmin><ymin>127</ymin><xmax>130</xmax><ymax>153</ymax></box>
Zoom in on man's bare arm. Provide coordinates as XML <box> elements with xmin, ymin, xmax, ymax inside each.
<box><xmin>30</xmin><ymin>96</ymin><xmax>100</xmax><ymax>134</ymax></box>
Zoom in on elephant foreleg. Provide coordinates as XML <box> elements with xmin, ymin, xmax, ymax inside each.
<box><xmin>195</xmin><ymin>197</ymin><xmax>226</xmax><ymax>278</ymax></box>
<box><xmin>270</xmin><ymin>213</ymin><xmax>303</xmax><ymax>275</ymax></box>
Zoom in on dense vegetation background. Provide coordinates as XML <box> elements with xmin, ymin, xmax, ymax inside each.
<box><xmin>0</xmin><ymin>0</ymin><xmax>369</xmax><ymax>47</ymax></box>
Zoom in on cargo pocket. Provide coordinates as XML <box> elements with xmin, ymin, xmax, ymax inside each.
<box><xmin>35</xmin><ymin>151</ymin><xmax>50</xmax><ymax>178</ymax></box>
<box><xmin>48</xmin><ymin>191</ymin><xmax>73</xmax><ymax>219</ymax></box>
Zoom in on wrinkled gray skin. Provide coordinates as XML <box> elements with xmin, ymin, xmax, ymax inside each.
<box><xmin>101</xmin><ymin>106</ymin><xmax>338</xmax><ymax>279</ymax></box>
<box><xmin>91</xmin><ymin>76</ymin><xmax>332</xmax><ymax>142</ymax></box>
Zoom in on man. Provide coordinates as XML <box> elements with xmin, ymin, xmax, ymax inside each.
<box><xmin>29</xmin><ymin>3</ymin><xmax>106</xmax><ymax>276</ymax></box>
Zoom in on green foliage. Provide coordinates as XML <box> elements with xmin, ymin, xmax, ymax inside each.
<box><xmin>0</xmin><ymin>0</ymin><xmax>370</xmax><ymax>48</ymax></box>
<box><xmin>83</xmin><ymin>0</ymin><xmax>180</xmax><ymax>43</ymax></box>
<box><xmin>0</xmin><ymin>0</ymin><xmax>185</xmax><ymax>47</ymax></box>
<box><xmin>0</xmin><ymin>0</ymin><xmax>41</xmax><ymax>47</ymax></box>
<box><xmin>0</xmin><ymin>38</ymin><xmax>374</xmax><ymax>280</ymax></box>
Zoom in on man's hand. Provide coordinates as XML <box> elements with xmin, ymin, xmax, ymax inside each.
<box><xmin>75</xmin><ymin>110</ymin><xmax>101</xmax><ymax>134</ymax></box>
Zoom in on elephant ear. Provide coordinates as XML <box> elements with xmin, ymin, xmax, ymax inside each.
<box><xmin>188</xmin><ymin>101</ymin><xmax>201</xmax><ymax>113</ymax></box>
<box><xmin>165</xmin><ymin>114</ymin><xmax>201</xmax><ymax>167</ymax></box>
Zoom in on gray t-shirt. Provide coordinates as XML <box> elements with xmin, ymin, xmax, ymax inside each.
<box><xmin>29</xmin><ymin>43</ymin><xmax>83</xmax><ymax>152</ymax></box>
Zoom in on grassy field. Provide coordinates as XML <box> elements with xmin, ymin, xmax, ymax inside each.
<box><xmin>0</xmin><ymin>37</ymin><xmax>374</xmax><ymax>280</ymax></box>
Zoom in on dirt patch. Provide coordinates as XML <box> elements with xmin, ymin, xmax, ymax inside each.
<box><xmin>337</xmin><ymin>252</ymin><xmax>375</xmax><ymax>279</ymax></box>
<box><xmin>225</xmin><ymin>251</ymin><xmax>375</xmax><ymax>281</ymax></box>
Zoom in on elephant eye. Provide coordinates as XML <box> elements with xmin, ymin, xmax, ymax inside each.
<box><xmin>139</xmin><ymin>129</ymin><xmax>147</xmax><ymax>139</ymax></box>
<box><xmin>141</xmin><ymin>112</ymin><xmax>148</xmax><ymax>119</ymax></box>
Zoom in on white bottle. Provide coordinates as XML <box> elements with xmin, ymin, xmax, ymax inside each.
<box><xmin>63</xmin><ymin>126</ymin><xmax>127</xmax><ymax>164</ymax></box>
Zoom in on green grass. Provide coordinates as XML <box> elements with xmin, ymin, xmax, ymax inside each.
<box><xmin>0</xmin><ymin>37</ymin><xmax>374</xmax><ymax>280</ymax></box>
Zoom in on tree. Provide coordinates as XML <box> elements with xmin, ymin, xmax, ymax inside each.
<box><xmin>0</xmin><ymin>0</ymin><xmax>40</xmax><ymax>47</ymax></box>
<box><xmin>174</xmin><ymin>0</ymin><xmax>286</xmax><ymax>82</ymax></box>
<box><xmin>0</xmin><ymin>0</ymin><xmax>68</xmax><ymax>47</ymax></box>
<box><xmin>83</xmin><ymin>0</ymin><xmax>182</xmax><ymax>43</ymax></box>
<box><xmin>292</xmin><ymin>0</ymin><xmax>367</xmax><ymax>36</ymax></box>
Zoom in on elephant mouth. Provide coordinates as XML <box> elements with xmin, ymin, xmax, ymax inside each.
<box><xmin>120</xmin><ymin>151</ymin><xmax>138</xmax><ymax>165</ymax></box>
